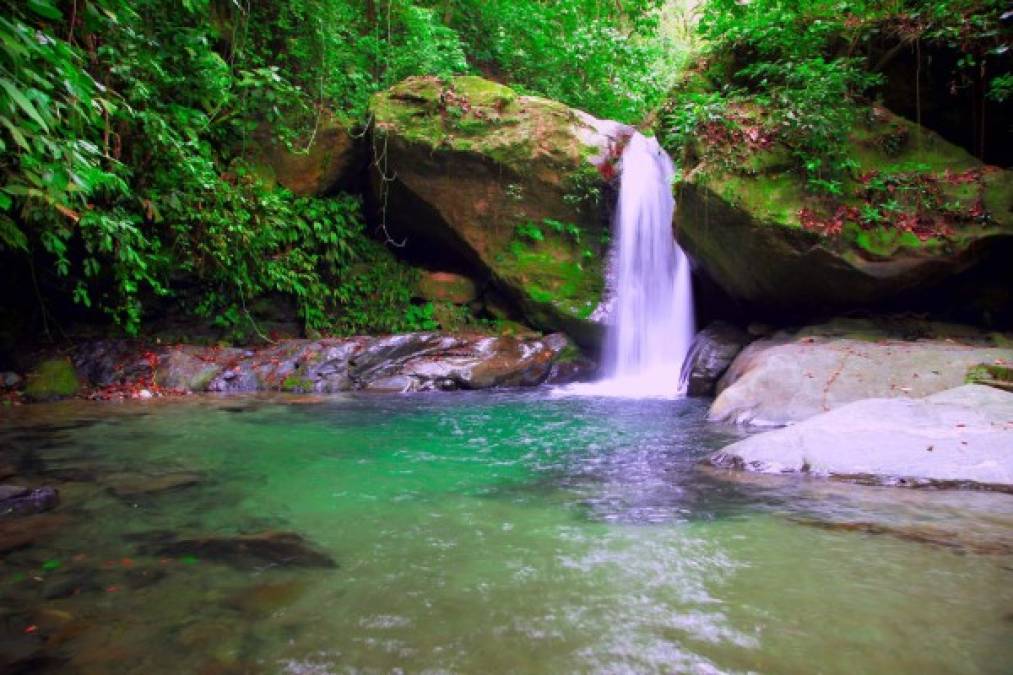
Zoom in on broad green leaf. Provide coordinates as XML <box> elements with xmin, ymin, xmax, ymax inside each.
<box><xmin>0</xmin><ymin>78</ymin><xmax>50</xmax><ymax>132</ymax></box>
<box><xmin>27</xmin><ymin>0</ymin><xmax>63</xmax><ymax>20</ymax></box>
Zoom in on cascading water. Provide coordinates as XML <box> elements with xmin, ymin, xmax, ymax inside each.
<box><xmin>602</xmin><ymin>132</ymin><xmax>695</xmax><ymax>396</ymax></box>
<box><xmin>560</xmin><ymin>131</ymin><xmax>695</xmax><ymax>398</ymax></box>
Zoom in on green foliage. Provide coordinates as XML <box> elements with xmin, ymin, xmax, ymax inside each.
<box><xmin>445</xmin><ymin>0</ymin><xmax>679</xmax><ymax>122</ymax></box>
<box><xmin>665</xmin><ymin>0</ymin><xmax>1010</xmax><ymax>193</ymax></box>
<box><xmin>0</xmin><ymin>0</ymin><xmax>450</xmax><ymax>337</ymax></box>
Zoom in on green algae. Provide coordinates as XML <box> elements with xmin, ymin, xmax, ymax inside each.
<box><xmin>24</xmin><ymin>358</ymin><xmax>80</xmax><ymax>401</ymax></box>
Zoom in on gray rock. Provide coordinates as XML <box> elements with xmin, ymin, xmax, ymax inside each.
<box><xmin>1</xmin><ymin>371</ymin><xmax>21</xmax><ymax>388</ymax></box>
<box><xmin>709</xmin><ymin>385</ymin><xmax>1013</xmax><ymax>489</ymax></box>
<box><xmin>680</xmin><ymin>322</ymin><xmax>751</xmax><ymax>396</ymax></box>
<box><xmin>154</xmin><ymin>347</ymin><xmax>223</xmax><ymax>391</ymax></box>
<box><xmin>54</xmin><ymin>332</ymin><xmax>576</xmax><ymax>398</ymax></box>
<box><xmin>711</xmin><ymin>320</ymin><xmax>1013</xmax><ymax>426</ymax></box>
<box><xmin>363</xmin><ymin>375</ymin><xmax>417</xmax><ymax>392</ymax></box>
<box><xmin>349</xmin><ymin>333</ymin><xmax>459</xmax><ymax>382</ymax></box>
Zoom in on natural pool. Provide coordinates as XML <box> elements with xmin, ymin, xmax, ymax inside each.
<box><xmin>1</xmin><ymin>391</ymin><xmax>1011</xmax><ymax>674</ymax></box>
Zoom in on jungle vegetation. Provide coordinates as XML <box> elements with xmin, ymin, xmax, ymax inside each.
<box><xmin>0</xmin><ymin>0</ymin><xmax>1009</xmax><ymax>339</ymax></box>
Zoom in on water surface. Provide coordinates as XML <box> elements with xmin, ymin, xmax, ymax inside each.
<box><xmin>1</xmin><ymin>392</ymin><xmax>1011</xmax><ymax>674</ymax></box>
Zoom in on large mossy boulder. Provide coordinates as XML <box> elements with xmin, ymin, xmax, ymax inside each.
<box><xmin>675</xmin><ymin>105</ymin><xmax>1013</xmax><ymax>314</ymax></box>
<box><xmin>23</xmin><ymin>358</ymin><xmax>80</xmax><ymax>401</ymax></box>
<box><xmin>369</xmin><ymin>76</ymin><xmax>630</xmax><ymax>348</ymax></box>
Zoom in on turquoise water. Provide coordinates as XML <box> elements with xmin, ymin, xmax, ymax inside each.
<box><xmin>1</xmin><ymin>392</ymin><xmax>1011</xmax><ymax>674</ymax></box>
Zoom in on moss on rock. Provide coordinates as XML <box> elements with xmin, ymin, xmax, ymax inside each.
<box><xmin>674</xmin><ymin>104</ymin><xmax>1013</xmax><ymax>312</ymax></box>
<box><xmin>369</xmin><ymin>76</ymin><xmax>628</xmax><ymax>348</ymax></box>
<box><xmin>24</xmin><ymin>358</ymin><xmax>80</xmax><ymax>401</ymax></box>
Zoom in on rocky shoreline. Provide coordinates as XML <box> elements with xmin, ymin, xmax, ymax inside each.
<box><xmin>3</xmin><ymin>331</ymin><xmax>592</xmax><ymax>403</ymax></box>
<box><xmin>679</xmin><ymin>317</ymin><xmax>1013</xmax><ymax>491</ymax></box>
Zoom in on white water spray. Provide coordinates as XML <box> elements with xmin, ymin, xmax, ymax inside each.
<box><xmin>558</xmin><ymin>131</ymin><xmax>695</xmax><ymax>398</ymax></box>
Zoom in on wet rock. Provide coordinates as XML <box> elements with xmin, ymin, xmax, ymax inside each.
<box><xmin>23</xmin><ymin>359</ymin><xmax>80</xmax><ymax>402</ymax></box>
<box><xmin>41</xmin><ymin>332</ymin><xmax>574</xmax><ymax>400</ymax></box>
<box><xmin>680</xmin><ymin>322</ymin><xmax>752</xmax><ymax>397</ymax></box>
<box><xmin>72</xmin><ymin>339</ymin><xmax>151</xmax><ymax>387</ymax></box>
<box><xmin>363</xmin><ymin>375</ymin><xmax>416</xmax><ymax>393</ymax></box>
<box><xmin>105</xmin><ymin>472</ymin><xmax>203</xmax><ymax>498</ymax></box>
<box><xmin>146</xmin><ymin>531</ymin><xmax>336</xmax><ymax>569</ymax></box>
<box><xmin>397</xmin><ymin>333</ymin><xmax>570</xmax><ymax>389</ymax></box>
<box><xmin>711</xmin><ymin>318</ymin><xmax>1013</xmax><ymax>426</ymax></box>
<box><xmin>545</xmin><ymin>356</ymin><xmax>598</xmax><ymax>384</ymax></box>
<box><xmin>154</xmin><ymin>347</ymin><xmax>223</xmax><ymax>392</ymax></box>
<box><xmin>207</xmin><ymin>361</ymin><xmax>262</xmax><ymax>393</ymax></box>
<box><xmin>348</xmin><ymin>333</ymin><xmax>458</xmax><ymax>383</ymax></box>
<box><xmin>0</xmin><ymin>487</ymin><xmax>59</xmax><ymax>517</ymax></box>
<box><xmin>709</xmin><ymin>384</ymin><xmax>1013</xmax><ymax>490</ymax></box>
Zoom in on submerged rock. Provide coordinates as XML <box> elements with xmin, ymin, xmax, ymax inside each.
<box><xmin>147</xmin><ymin>531</ymin><xmax>336</xmax><ymax>569</ymax></box>
<box><xmin>680</xmin><ymin>322</ymin><xmax>751</xmax><ymax>396</ymax></box>
<box><xmin>709</xmin><ymin>384</ymin><xmax>1013</xmax><ymax>490</ymax></box>
<box><xmin>370</xmin><ymin>76</ymin><xmax>629</xmax><ymax>348</ymax></box>
<box><xmin>0</xmin><ymin>486</ymin><xmax>59</xmax><ymax>516</ymax></box>
<box><xmin>105</xmin><ymin>472</ymin><xmax>203</xmax><ymax>498</ymax></box>
<box><xmin>710</xmin><ymin>319</ymin><xmax>1013</xmax><ymax>426</ymax></box>
<box><xmin>0</xmin><ymin>513</ymin><xmax>68</xmax><ymax>553</ymax></box>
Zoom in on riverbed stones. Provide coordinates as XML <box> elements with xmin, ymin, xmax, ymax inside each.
<box><xmin>710</xmin><ymin>319</ymin><xmax>1013</xmax><ymax>426</ymax></box>
<box><xmin>709</xmin><ymin>384</ymin><xmax>1013</xmax><ymax>490</ymax></box>
<box><xmin>680</xmin><ymin>322</ymin><xmax>752</xmax><ymax>396</ymax></box>
<box><xmin>0</xmin><ymin>513</ymin><xmax>68</xmax><ymax>553</ymax></box>
<box><xmin>105</xmin><ymin>472</ymin><xmax>203</xmax><ymax>498</ymax></box>
<box><xmin>148</xmin><ymin>531</ymin><xmax>336</xmax><ymax>569</ymax></box>
<box><xmin>49</xmin><ymin>332</ymin><xmax>576</xmax><ymax>398</ymax></box>
<box><xmin>0</xmin><ymin>486</ymin><xmax>59</xmax><ymax>516</ymax></box>
<box><xmin>154</xmin><ymin>347</ymin><xmax>224</xmax><ymax>392</ymax></box>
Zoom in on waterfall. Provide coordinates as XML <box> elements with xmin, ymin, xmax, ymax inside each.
<box><xmin>558</xmin><ymin>131</ymin><xmax>695</xmax><ymax>398</ymax></box>
<box><xmin>601</xmin><ymin>131</ymin><xmax>695</xmax><ymax>396</ymax></box>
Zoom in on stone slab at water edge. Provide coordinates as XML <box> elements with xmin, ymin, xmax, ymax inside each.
<box><xmin>22</xmin><ymin>332</ymin><xmax>578</xmax><ymax>400</ymax></box>
<box><xmin>710</xmin><ymin>318</ymin><xmax>1013</xmax><ymax>426</ymax></box>
<box><xmin>709</xmin><ymin>385</ymin><xmax>1013</xmax><ymax>491</ymax></box>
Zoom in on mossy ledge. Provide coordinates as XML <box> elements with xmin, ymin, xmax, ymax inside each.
<box><xmin>673</xmin><ymin>105</ymin><xmax>1013</xmax><ymax>314</ymax></box>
